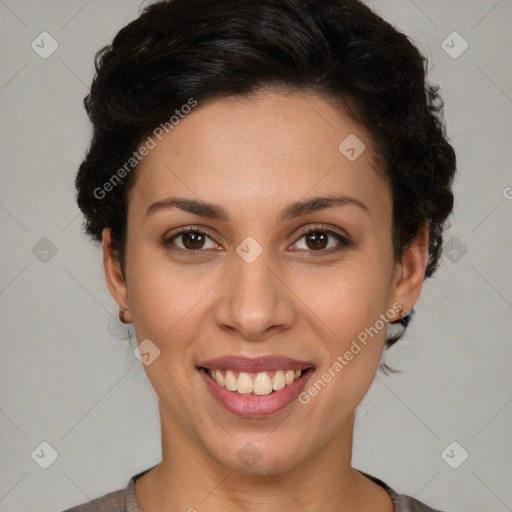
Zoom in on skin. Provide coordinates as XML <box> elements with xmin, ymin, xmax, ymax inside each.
<box><xmin>102</xmin><ymin>89</ymin><xmax>428</xmax><ymax>512</ymax></box>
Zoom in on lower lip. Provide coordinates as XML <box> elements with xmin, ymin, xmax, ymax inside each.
<box><xmin>199</xmin><ymin>368</ymin><xmax>315</xmax><ymax>418</ymax></box>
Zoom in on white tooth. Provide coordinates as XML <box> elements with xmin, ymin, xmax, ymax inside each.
<box><xmin>237</xmin><ymin>372</ymin><xmax>254</xmax><ymax>394</ymax></box>
<box><xmin>225</xmin><ymin>370</ymin><xmax>238</xmax><ymax>391</ymax></box>
<box><xmin>294</xmin><ymin>369</ymin><xmax>301</xmax><ymax>380</ymax></box>
<box><xmin>253</xmin><ymin>372</ymin><xmax>273</xmax><ymax>395</ymax></box>
<box><xmin>215</xmin><ymin>369</ymin><xmax>224</xmax><ymax>386</ymax></box>
<box><xmin>285</xmin><ymin>370</ymin><xmax>295</xmax><ymax>385</ymax></box>
<box><xmin>272</xmin><ymin>370</ymin><xmax>286</xmax><ymax>390</ymax></box>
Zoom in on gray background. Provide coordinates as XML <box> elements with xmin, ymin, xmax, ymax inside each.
<box><xmin>0</xmin><ymin>0</ymin><xmax>511</xmax><ymax>510</ymax></box>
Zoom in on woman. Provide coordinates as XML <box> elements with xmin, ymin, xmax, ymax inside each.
<box><xmin>65</xmin><ymin>0</ymin><xmax>456</xmax><ymax>510</ymax></box>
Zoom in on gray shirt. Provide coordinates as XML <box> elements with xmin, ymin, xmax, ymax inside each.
<box><xmin>61</xmin><ymin>466</ymin><xmax>445</xmax><ymax>512</ymax></box>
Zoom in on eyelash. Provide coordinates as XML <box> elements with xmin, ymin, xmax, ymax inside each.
<box><xmin>163</xmin><ymin>224</ymin><xmax>352</xmax><ymax>258</ymax></box>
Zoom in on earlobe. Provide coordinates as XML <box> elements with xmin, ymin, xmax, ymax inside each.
<box><xmin>389</xmin><ymin>225</ymin><xmax>429</xmax><ymax>323</ymax></box>
<box><xmin>102</xmin><ymin>228</ymin><xmax>132</xmax><ymax>323</ymax></box>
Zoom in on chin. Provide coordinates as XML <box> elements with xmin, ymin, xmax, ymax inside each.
<box><xmin>204</xmin><ymin>433</ymin><xmax>308</xmax><ymax>476</ymax></box>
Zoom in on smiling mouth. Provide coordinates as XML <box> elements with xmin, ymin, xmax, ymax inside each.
<box><xmin>199</xmin><ymin>367</ymin><xmax>315</xmax><ymax>396</ymax></box>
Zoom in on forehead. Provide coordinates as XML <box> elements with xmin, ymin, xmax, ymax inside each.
<box><xmin>129</xmin><ymin>90</ymin><xmax>390</xmax><ymax>223</ymax></box>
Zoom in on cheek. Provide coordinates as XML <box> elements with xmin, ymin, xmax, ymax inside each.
<box><xmin>125</xmin><ymin>243</ymin><xmax>192</xmax><ymax>337</ymax></box>
<box><xmin>129</xmin><ymin>266</ymin><xmax>212</xmax><ymax>342</ymax></box>
<box><xmin>292</xmin><ymin>255</ymin><xmax>393</xmax><ymax>413</ymax></box>
<box><xmin>296</xmin><ymin>273</ymin><xmax>391</xmax><ymax>428</ymax></box>
<box><xmin>297</xmin><ymin>256</ymin><xmax>393</xmax><ymax>340</ymax></box>
<box><xmin>125</xmin><ymin>243</ymin><xmax>231</xmax><ymax>378</ymax></box>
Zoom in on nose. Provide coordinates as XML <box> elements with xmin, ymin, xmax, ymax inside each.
<box><xmin>213</xmin><ymin>248</ymin><xmax>296</xmax><ymax>341</ymax></box>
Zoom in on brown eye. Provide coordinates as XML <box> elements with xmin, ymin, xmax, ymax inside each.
<box><xmin>180</xmin><ymin>231</ymin><xmax>207</xmax><ymax>250</ymax></box>
<box><xmin>291</xmin><ymin>226</ymin><xmax>351</xmax><ymax>254</ymax></box>
<box><xmin>164</xmin><ymin>228</ymin><xmax>219</xmax><ymax>254</ymax></box>
<box><xmin>304</xmin><ymin>231</ymin><xmax>329</xmax><ymax>250</ymax></box>
<box><xmin>164</xmin><ymin>225</ymin><xmax>350</xmax><ymax>257</ymax></box>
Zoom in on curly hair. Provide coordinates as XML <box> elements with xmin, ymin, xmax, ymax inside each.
<box><xmin>75</xmin><ymin>0</ymin><xmax>456</xmax><ymax>349</ymax></box>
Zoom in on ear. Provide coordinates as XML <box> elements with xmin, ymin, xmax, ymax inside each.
<box><xmin>389</xmin><ymin>224</ymin><xmax>429</xmax><ymax>321</ymax></box>
<box><xmin>102</xmin><ymin>228</ymin><xmax>131</xmax><ymax>323</ymax></box>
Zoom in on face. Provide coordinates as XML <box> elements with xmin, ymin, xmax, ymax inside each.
<box><xmin>103</xmin><ymin>90</ymin><xmax>427</xmax><ymax>475</ymax></box>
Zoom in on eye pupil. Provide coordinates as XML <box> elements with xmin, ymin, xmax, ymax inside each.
<box><xmin>306</xmin><ymin>231</ymin><xmax>328</xmax><ymax>250</ymax></box>
<box><xmin>183</xmin><ymin>232</ymin><xmax>205</xmax><ymax>250</ymax></box>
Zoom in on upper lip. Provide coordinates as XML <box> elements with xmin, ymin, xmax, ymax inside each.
<box><xmin>197</xmin><ymin>355</ymin><xmax>315</xmax><ymax>372</ymax></box>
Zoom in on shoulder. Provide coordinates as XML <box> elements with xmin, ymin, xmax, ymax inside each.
<box><xmin>358</xmin><ymin>470</ymin><xmax>447</xmax><ymax>512</ymax></box>
<box><xmin>392</xmin><ymin>493</ymin><xmax>447</xmax><ymax>512</ymax></box>
<box><xmin>60</xmin><ymin>465</ymin><xmax>155</xmax><ymax>512</ymax></box>
<box><xmin>59</xmin><ymin>487</ymin><xmax>126</xmax><ymax>512</ymax></box>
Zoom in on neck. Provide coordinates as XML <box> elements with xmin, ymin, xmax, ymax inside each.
<box><xmin>135</xmin><ymin>402</ymin><xmax>390</xmax><ymax>512</ymax></box>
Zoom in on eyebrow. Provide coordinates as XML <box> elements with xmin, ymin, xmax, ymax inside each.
<box><xmin>145</xmin><ymin>194</ymin><xmax>369</xmax><ymax>221</ymax></box>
